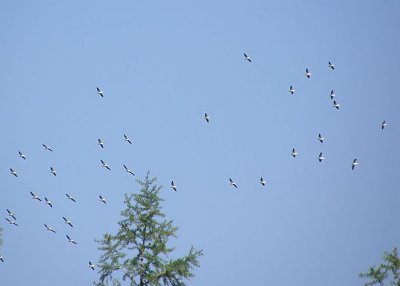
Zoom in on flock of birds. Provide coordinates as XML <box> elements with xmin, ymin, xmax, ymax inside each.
<box><xmin>2</xmin><ymin>132</ymin><xmax>136</xmax><ymax>270</ymax></box>
<box><xmin>226</xmin><ymin>54</ymin><xmax>387</xmax><ymax>189</ymax></box>
<box><xmin>0</xmin><ymin>53</ymin><xmax>389</xmax><ymax>271</ymax></box>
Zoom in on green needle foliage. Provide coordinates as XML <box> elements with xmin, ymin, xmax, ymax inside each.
<box><xmin>359</xmin><ymin>247</ymin><xmax>400</xmax><ymax>286</ymax></box>
<box><xmin>94</xmin><ymin>172</ymin><xmax>203</xmax><ymax>286</ymax></box>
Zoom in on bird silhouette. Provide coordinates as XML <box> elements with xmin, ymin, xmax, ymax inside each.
<box><xmin>229</xmin><ymin>178</ymin><xmax>238</xmax><ymax>188</ymax></box>
<box><xmin>96</xmin><ymin>87</ymin><xmax>104</xmax><ymax>97</ymax></box>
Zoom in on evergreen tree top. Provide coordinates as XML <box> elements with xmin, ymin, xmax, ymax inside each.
<box><xmin>95</xmin><ymin>172</ymin><xmax>203</xmax><ymax>286</ymax></box>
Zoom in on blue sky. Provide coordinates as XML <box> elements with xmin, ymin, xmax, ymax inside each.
<box><xmin>1</xmin><ymin>1</ymin><xmax>400</xmax><ymax>285</ymax></box>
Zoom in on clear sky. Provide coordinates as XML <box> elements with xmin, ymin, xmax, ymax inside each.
<box><xmin>1</xmin><ymin>1</ymin><xmax>399</xmax><ymax>285</ymax></box>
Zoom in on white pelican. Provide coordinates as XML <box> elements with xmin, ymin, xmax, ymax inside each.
<box><xmin>204</xmin><ymin>113</ymin><xmax>210</xmax><ymax>123</ymax></box>
<box><xmin>66</xmin><ymin>235</ymin><xmax>77</xmax><ymax>244</ymax></box>
<box><xmin>42</xmin><ymin>144</ymin><xmax>53</xmax><ymax>152</ymax></box>
<box><xmin>305</xmin><ymin>68</ymin><xmax>311</xmax><ymax>78</ymax></box>
<box><xmin>30</xmin><ymin>191</ymin><xmax>42</xmax><ymax>201</ymax></box>
<box><xmin>6</xmin><ymin>209</ymin><xmax>16</xmax><ymax>220</ymax></box>
<box><xmin>123</xmin><ymin>165</ymin><xmax>135</xmax><ymax>176</ymax></box>
<box><xmin>63</xmin><ymin>217</ymin><xmax>73</xmax><ymax>227</ymax></box>
<box><xmin>5</xmin><ymin>218</ymin><xmax>18</xmax><ymax>226</ymax></box>
<box><xmin>124</xmin><ymin>134</ymin><xmax>132</xmax><ymax>144</ymax></box>
<box><xmin>18</xmin><ymin>151</ymin><xmax>26</xmax><ymax>160</ymax></box>
<box><xmin>171</xmin><ymin>181</ymin><xmax>178</xmax><ymax>192</ymax></box>
<box><xmin>10</xmin><ymin>168</ymin><xmax>18</xmax><ymax>177</ymax></box>
<box><xmin>289</xmin><ymin>85</ymin><xmax>295</xmax><ymax>95</ymax></box>
<box><xmin>101</xmin><ymin>160</ymin><xmax>111</xmax><ymax>170</ymax></box>
<box><xmin>99</xmin><ymin>195</ymin><xmax>107</xmax><ymax>204</ymax></box>
<box><xmin>333</xmin><ymin>100</ymin><xmax>340</xmax><ymax>109</ymax></box>
<box><xmin>44</xmin><ymin>224</ymin><xmax>56</xmax><ymax>233</ymax></box>
<box><xmin>96</xmin><ymin>87</ymin><xmax>104</xmax><ymax>97</ymax></box>
<box><xmin>381</xmin><ymin>120</ymin><xmax>387</xmax><ymax>130</ymax></box>
<box><xmin>45</xmin><ymin>197</ymin><xmax>53</xmax><ymax>208</ymax></box>
<box><xmin>229</xmin><ymin>178</ymin><xmax>238</xmax><ymax>188</ymax></box>
<box><xmin>65</xmin><ymin>193</ymin><xmax>76</xmax><ymax>203</ymax></box>
<box><xmin>330</xmin><ymin>90</ymin><xmax>335</xmax><ymax>99</ymax></box>
<box><xmin>244</xmin><ymin>53</ymin><xmax>252</xmax><ymax>63</ymax></box>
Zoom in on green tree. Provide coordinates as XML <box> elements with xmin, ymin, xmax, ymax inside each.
<box><xmin>95</xmin><ymin>173</ymin><xmax>203</xmax><ymax>286</ymax></box>
<box><xmin>359</xmin><ymin>247</ymin><xmax>400</xmax><ymax>286</ymax></box>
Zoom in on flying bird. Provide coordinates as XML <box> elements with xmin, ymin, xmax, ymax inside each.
<box><xmin>30</xmin><ymin>191</ymin><xmax>42</xmax><ymax>202</ymax></box>
<box><xmin>124</xmin><ymin>134</ymin><xmax>132</xmax><ymax>144</ymax></box>
<box><xmin>6</xmin><ymin>209</ymin><xmax>16</xmax><ymax>220</ymax></box>
<box><xmin>98</xmin><ymin>138</ymin><xmax>104</xmax><ymax>148</ymax></box>
<box><xmin>18</xmin><ymin>151</ymin><xmax>26</xmax><ymax>160</ymax></box>
<box><xmin>289</xmin><ymin>85</ymin><xmax>295</xmax><ymax>95</ymax></box>
<box><xmin>229</xmin><ymin>178</ymin><xmax>238</xmax><ymax>188</ymax></box>
<box><xmin>260</xmin><ymin>177</ymin><xmax>266</xmax><ymax>187</ymax></box>
<box><xmin>0</xmin><ymin>256</ymin><xmax>3</xmax><ymax>262</ymax></box>
<box><xmin>318</xmin><ymin>152</ymin><xmax>325</xmax><ymax>162</ymax></box>
<box><xmin>10</xmin><ymin>168</ymin><xmax>18</xmax><ymax>177</ymax></box>
<box><xmin>352</xmin><ymin>159</ymin><xmax>359</xmax><ymax>170</ymax></box>
<box><xmin>5</xmin><ymin>218</ymin><xmax>18</xmax><ymax>226</ymax></box>
<box><xmin>44</xmin><ymin>197</ymin><xmax>53</xmax><ymax>208</ymax></box>
<box><xmin>44</xmin><ymin>224</ymin><xmax>56</xmax><ymax>233</ymax></box>
<box><xmin>50</xmin><ymin>166</ymin><xmax>57</xmax><ymax>176</ymax></box>
<box><xmin>381</xmin><ymin>120</ymin><xmax>387</xmax><ymax>130</ymax></box>
<box><xmin>305</xmin><ymin>68</ymin><xmax>311</xmax><ymax>78</ymax></box>
<box><xmin>243</xmin><ymin>53</ymin><xmax>252</xmax><ymax>63</ymax></box>
<box><xmin>96</xmin><ymin>87</ymin><xmax>104</xmax><ymax>97</ymax></box>
<box><xmin>65</xmin><ymin>194</ymin><xmax>76</xmax><ymax>203</ymax></box>
<box><xmin>101</xmin><ymin>160</ymin><xmax>111</xmax><ymax>170</ymax></box>
<box><xmin>330</xmin><ymin>90</ymin><xmax>336</xmax><ymax>99</ymax></box>
<box><xmin>89</xmin><ymin>261</ymin><xmax>95</xmax><ymax>270</ymax></box>
<box><xmin>66</xmin><ymin>235</ymin><xmax>77</xmax><ymax>244</ymax></box>
<box><xmin>63</xmin><ymin>217</ymin><xmax>73</xmax><ymax>227</ymax></box>
<box><xmin>204</xmin><ymin>113</ymin><xmax>210</xmax><ymax>123</ymax></box>
<box><xmin>318</xmin><ymin>133</ymin><xmax>324</xmax><ymax>143</ymax></box>
<box><xmin>171</xmin><ymin>181</ymin><xmax>178</xmax><ymax>192</ymax></box>
<box><xmin>123</xmin><ymin>165</ymin><xmax>135</xmax><ymax>176</ymax></box>
<box><xmin>42</xmin><ymin>144</ymin><xmax>53</xmax><ymax>152</ymax></box>
<box><xmin>99</xmin><ymin>195</ymin><xmax>107</xmax><ymax>204</ymax></box>
<box><xmin>328</xmin><ymin>61</ymin><xmax>335</xmax><ymax>70</ymax></box>
<box><xmin>291</xmin><ymin>148</ymin><xmax>298</xmax><ymax>158</ymax></box>
<box><xmin>333</xmin><ymin>100</ymin><xmax>340</xmax><ymax>109</ymax></box>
